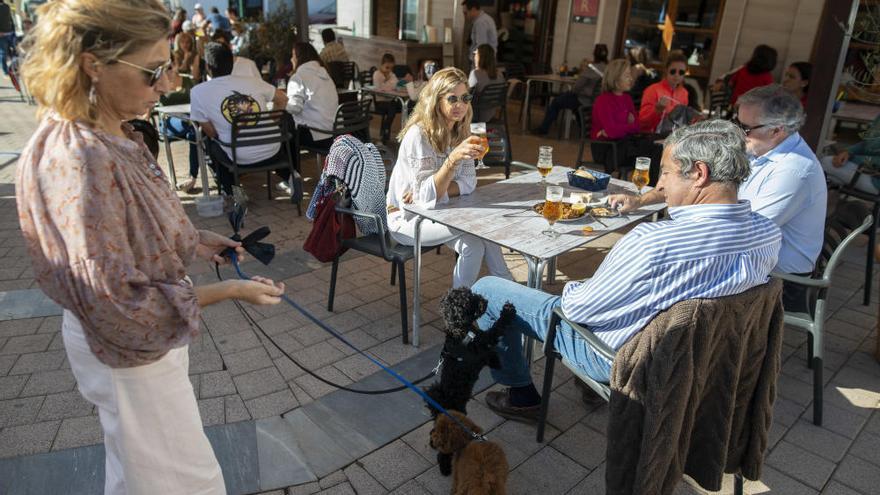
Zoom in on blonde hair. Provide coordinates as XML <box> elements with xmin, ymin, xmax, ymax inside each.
<box><xmin>397</xmin><ymin>67</ymin><xmax>472</xmax><ymax>152</ymax></box>
<box><xmin>21</xmin><ymin>0</ymin><xmax>171</xmax><ymax>126</ymax></box>
<box><xmin>601</xmin><ymin>59</ymin><xmax>631</xmax><ymax>93</ymax></box>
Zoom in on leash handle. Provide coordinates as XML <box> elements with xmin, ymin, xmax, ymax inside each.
<box><xmin>229</xmin><ymin>253</ymin><xmax>486</xmax><ymax>441</ymax></box>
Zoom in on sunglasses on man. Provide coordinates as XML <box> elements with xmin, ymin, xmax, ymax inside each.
<box><xmin>113</xmin><ymin>59</ymin><xmax>174</xmax><ymax>87</ymax></box>
<box><xmin>668</xmin><ymin>68</ymin><xmax>686</xmax><ymax>76</ymax></box>
<box><xmin>445</xmin><ymin>94</ymin><xmax>474</xmax><ymax>105</ymax></box>
<box><xmin>732</xmin><ymin>116</ymin><xmax>770</xmax><ymax>135</ymax></box>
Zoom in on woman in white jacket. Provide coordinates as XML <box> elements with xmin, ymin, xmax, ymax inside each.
<box><xmin>286</xmin><ymin>42</ymin><xmax>339</xmax><ymax>149</ymax></box>
<box><xmin>386</xmin><ymin>67</ymin><xmax>512</xmax><ymax>288</ymax></box>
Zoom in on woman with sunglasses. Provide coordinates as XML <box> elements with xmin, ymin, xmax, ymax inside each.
<box><xmin>638</xmin><ymin>49</ymin><xmax>689</xmax><ymax>133</ymax></box>
<box><xmin>17</xmin><ymin>1</ymin><xmax>285</xmax><ymax>492</ymax></box>
<box><xmin>386</xmin><ymin>67</ymin><xmax>512</xmax><ymax>288</ymax></box>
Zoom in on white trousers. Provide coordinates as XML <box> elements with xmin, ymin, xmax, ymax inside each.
<box><xmin>821</xmin><ymin>156</ymin><xmax>880</xmax><ymax>194</ymax></box>
<box><xmin>389</xmin><ymin>212</ymin><xmax>513</xmax><ymax>288</ymax></box>
<box><xmin>62</xmin><ymin>311</ymin><xmax>226</xmax><ymax>495</ymax></box>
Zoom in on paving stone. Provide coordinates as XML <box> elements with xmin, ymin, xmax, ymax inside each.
<box><xmin>52</xmin><ymin>415</ymin><xmax>103</xmax><ymax>450</ymax></box>
<box><xmin>233</xmin><ymin>367</ymin><xmax>288</xmax><ymax>401</ymax></box>
<box><xmin>807</xmin><ymin>402</ymin><xmax>870</xmax><ymax>439</ymax></box>
<box><xmin>198</xmin><ymin>397</ymin><xmax>225</xmax><ymax>426</ymax></box>
<box><xmin>821</xmin><ymin>480</ymin><xmax>863</xmax><ymax>494</ymax></box>
<box><xmin>742</xmin><ymin>465</ymin><xmax>819</xmax><ymax>495</ymax></box>
<box><xmin>315</xmin><ymin>481</ymin><xmax>356</xmax><ymax>495</ymax></box>
<box><xmin>223</xmin><ymin>346</ymin><xmax>274</xmax><ymax>376</ymax></box>
<box><xmin>319</xmin><ymin>469</ymin><xmax>347</xmax><ymax>489</ymax></box>
<box><xmin>213</xmin><ymin>329</ymin><xmax>264</xmax><ymax>354</ymax></box>
<box><xmin>343</xmin><ymin>461</ymin><xmax>387</xmax><ymax>495</ymax></box>
<box><xmin>292</xmin><ymin>341</ymin><xmax>347</xmax><ymax>371</ymax></box>
<box><xmin>199</xmin><ymin>370</ymin><xmax>237</xmax><ymax>398</ymax></box>
<box><xmin>245</xmin><ymin>389</ymin><xmax>298</xmax><ymax>419</ymax></box>
<box><xmin>36</xmin><ymin>316</ymin><xmax>62</xmax><ymax>334</ymax></box>
<box><xmin>833</xmin><ymin>454</ymin><xmax>880</xmax><ymax>494</ymax></box>
<box><xmin>328</xmin><ymin>329</ymin><xmax>380</xmax><ymax>357</ymax></box>
<box><xmin>0</xmin><ymin>355</ymin><xmax>16</xmax><ymax>376</ymax></box>
<box><xmin>20</xmin><ymin>369</ymin><xmax>76</xmax><ymax>397</ymax></box>
<box><xmin>0</xmin><ymin>318</ymin><xmax>43</xmax><ymax>338</ymax></box>
<box><xmin>0</xmin><ymin>420</ymin><xmax>60</xmax><ymax>458</ymax></box>
<box><xmin>567</xmin><ymin>463</ymin><xmax>604</xmax><ymax>494</ymax></box>
<box><xmin>864</xmin><ymin>412</ymin><xmax>880</xmax><ymax>436</ymax></box>
<box><xmin>0</xmin><ymin>374</ymin><xmax>26</xmax><ymax>399</ymax></box>
<box><xmin>783</xmin><ymin>419</ymin><xmax>852</xmax><ymax>462</ymax></box>
<box><xmin>8</xmin><ymin>350</ymin><xmax>65</xmax><ymax>375</ymax></box>
<box><xmin>773</xmin><ymin>396</ymin><xmax>807</xmax><ymax>427</ymax></box>
<box><xmin>507</xmin><ymin>446</ymin><xmax>588</xmax><ymax>494</ymax></box>
<box><xmin>36</xmin><ymin>391</ymin><xmax>94</xmax><ymax>421</ymax></box>
<box><xmin>401</xmin><ymin>421</ymin><xmax>437</xmax><ymax>465</ymax></box>
<box><xmin>766</xmin><ymin>440</ymin><xmax>835</xmax><ymax>490</ymax></box>
<box><xmin>550</xmin><ymin>422</ymin><xmax>606</xmax><ymax>470</ymax></box>
<box><xmin>225</xmin><ymin>394</ymin><xmax>251</xmax><ymax>423</ymax></box>
<box><xmin>359</xmin><ymin>439</ymin><xmax>431</xmax><ymax>491</ymax></box>
<box><xmin>545</xmin><ymin>391</ymin><xmax>589</xmax><ymax>432</ymax></box>
<box><xmin>254</xmin><ymin>416</ymin><xmax>317</xmax><ymax>489</ymax></box>
<box><xmin>0</xmin><ymin>334</ymin><xmax>52</xmax><ymax>354</ymax></box>
<box><xmin>288</xmin><ymin>481</ymin><xmax>321</xmax><ymax>495</ymax></box>
<box><xmin>848</xmin><ymin>431</ymin><xmax>880</xmax><ymax>467</ymax></box>
<box><xmin>0</xmin><ymin>395</ymin><xmax>43</xmax><ymax>428</ymax></box>
<box><xmin>333</xmin><ymin>353</ymin><xmax>385</xmax><ymax>381</ymax></box>
<box><xmin>294</xmin><ymin>365</ymin><xmax>352</xmax><ymax>400</ymax></box>
<box><xmin>777</xmin><ymin>373</ymin><xmax>818</xmax><ymax>406</ymax></box>
<box><xmin>388</xmin><ymin>479</ymin><xmax>431</xmax><ymax>495</ymax></box>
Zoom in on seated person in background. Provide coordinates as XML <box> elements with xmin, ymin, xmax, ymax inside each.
<box><xmin>373</xmin><ymin>53</ymin><xmax>411</xmax><ymax>143</ymax></box>
<box><xmin>639</xmin><ymin>49</ymin><xmax>689</xmax><ymax>133</ymax></box>
<box><xmin>472</xmin><ymin>120</ymin><xmax>781</xmax><ymax>420</ymax></box>
<box><xmin>628</xmin><ymin>46</ymin><xmax>659</xmax><ymax>108</ymax></box>
<box><xmin>286</xmin><ymin>42</ymin><xmax>338</xmax><ymax>150</ymax></box>
<box><xmin>616</xmin><ymin>85</ymin><xmax>826</xmax><ymax>314</ymax></box>
<box><xmin>532</xmin><ymin>43</ymin><xmax>608</xmax><ymax>136</ymax></box>
<box><xmin>387</xmin><ymin>67</ymin><xmax>513</xmax><ymax>288</ymax></box>
<box><xmin>718</xmin><ymin>44</ymin><xmax>777</xmax><ymax>106</ymax></box>
<box><xmin>822</xmin><ymin>114</ymin><xmax>880</xmax><ymax>195</ymax></box>
<box><xmin>782</xmin><ymin>61</ymin><xmax>811</xmax><ymax>108</ymax></box>
<box><xmin>590</xmin><ymin>59</ymin><xmax>643</xmax><ymax>175</ymax></box>
<box><xmin>212</xmin><ymin>29</ymin><xmax>261</xmax><ymax>80</ymax></box>
<box><xmin>406</xmin><ymin>58</ymin><xmax>438</xmax><ymax>103</ymax></box>
<box><xmin>319</xmin><ymin>28</ymin><xmax>349</xmax><ymax>64</ymax></box>
<box><xmin>161</xmin><ymin>58</ymin><xmax>201</xmax><ymax>193</ymax></box>
<box><xmin>468</xmin><ymin>44</ymin><xmax>505</xmax><ymax>122</ymax></box>
<box><xmin>230</xmin><ymin>22</ymin><xmax>250</xmax><ymax>56</ymax></box>
<box><xmin>190</xmin><ymin>43</ymin><xmax>290</xmax><ymax>195</ymax></box>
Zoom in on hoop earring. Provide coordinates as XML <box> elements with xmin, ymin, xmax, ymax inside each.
<box><xmin>88</xmin><ymin>79</ymin><xmax>98</xmax><ymax>106</ymax></box>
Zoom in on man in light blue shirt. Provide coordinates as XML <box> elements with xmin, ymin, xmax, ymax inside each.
<box><xmin>463</xmin><ymin>0</ymin><xmax>497</xmax><ymax>66</ymax></box>
<box><xmin>474</xmin><ymin>120</ymin><xmax>781</xmax><ymax>421</ymax></box>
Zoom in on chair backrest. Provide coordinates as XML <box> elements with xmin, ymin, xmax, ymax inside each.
<box><xmin>577</xmin><ymin>105</ymin><xmax>593</xmax><ymax>141</ymax></box>
<box><xmin>483</xmin><ymin>124</ymin><xmax>511</xmax><ymax>168</ymax></box>
<box><xmin>501</xmin><ymin>62</ymin><xmax>526</xmax><ymax>82</ymax></box>
<box><xmin>333</xmin><ymin>96</ymin><xmax>373</xmax><ymax>142</ymax></box>
<box><xmin>230</xmin><ymin>109</ymin><xmax>292</xmax><ymax>161</ymax></box>
<box><xmin>708</xmin><ymin>87</ymin><xmax>731</xmax><ymax>118</ymax></box>
<box><xmin>817</xmin><ymin>203</ymin><xmax>873</xmax><ymax>284</ymax></box>
<box><xmin>472</xmin><ymin>81</ymin><xmax>509</xmax><ymax>124</ymax></box>
<box><xmin>358</xmin><ymin>66</ymin><xmax>375</xmax><ymax>86</ymax></box>
<box><xmin>327</xmin><ymin>61</ymin><xmax>356</xmax><ymax>89</ymax></box>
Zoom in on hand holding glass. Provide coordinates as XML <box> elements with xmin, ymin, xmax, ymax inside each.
<box><xmin>542</xmin><ymin>185</ymin><xmax>564</xmax><ymax>238</ymax></box>
<box><xmin>470</xmin><ymin>123</ymin><xmax>489</xmax><ymax>170</ymax></box>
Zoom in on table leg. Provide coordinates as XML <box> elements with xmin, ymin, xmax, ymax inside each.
<box><xmin>546</xmin><ymin>257</ymin><xmax>557</xmax><ymax>285</ymax></box>
<box><xmin>398</xmin><ymin>96</ymin><xmax>409</xmax><ymax>128</ymax></box>
<box><xmin>161</xmin><ymin>115</ymin><xmax>177</xmax><ymax>186</ymax></box>
<box><xmin>524</xmin><ymin>256</ymin><xmax>548</xmax><ymax>364</ymax></box>
<box><xmin>412</xmin><ymin>216</ymin><xmax>424</xmax><ymax>348</ymax></box>
<box><xmin>521</xmin><ymin>80</ymin><xmax>532</xmax><ymax>133</ymax></box>
<box><xmin>193</xmin><ymin>126</ymin><xmax>211</xmax><ymax>197</ymax></box>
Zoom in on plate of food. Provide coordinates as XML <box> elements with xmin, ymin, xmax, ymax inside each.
<box><xmin>532</xmin><ymin>201</ymin><xmax>588</xmax><ymax>222</ymax></box>
<box><xmin>588</xmin><ymin>205</ymin><xmax>621</xmax><ymax>218</ymax></box>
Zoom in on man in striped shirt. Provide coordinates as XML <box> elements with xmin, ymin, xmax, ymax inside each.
<box><xmin>472</xmin><ymin>120</ymin><xmax>781</xmax><ymax>421</ymax></box>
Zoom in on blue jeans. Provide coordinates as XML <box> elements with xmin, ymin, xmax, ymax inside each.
<box><xmin>161</xmin><ymin>117</ymin><xmax>199</xmax><ymax>179</ymax></box>
<box><xmin>537</xmin><ymin>91</ymin><xmax>580</xmax><ymax>133</ymax></box>
<box><xmin>0</xmin><ymin>34</ymin><xmax>13</xmax><ymax>76</ymax></box>
<box><xmin>472</xmin><ymin>276</ymin><xmax>612</xmax><ymax>387</ymax></box>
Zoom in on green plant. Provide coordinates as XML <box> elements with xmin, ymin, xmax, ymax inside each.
<box><xmin>249</xmin><ymin>4</ymin><xmax>299</xmax><ymax>76</ymax></box>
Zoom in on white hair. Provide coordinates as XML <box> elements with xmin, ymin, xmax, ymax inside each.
<box><xmin>664</xmin><ymin>119</ymin><xmax>751</xmax><ymax>186</ymax></box>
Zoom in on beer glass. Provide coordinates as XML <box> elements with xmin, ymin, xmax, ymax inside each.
<box><xmin>537</xmin><ymin>145</ymin><xmax>553</xmax><ymax>185</ymax></box>
<box><xmin>631</xmin><ymin>156</ymin><xmax>651</xmax><ymax>196</ymax></box>
<box><xmin>542</xmin><ymin>185</ymin><xmax>564</xmax><ymax>238</ymax></box>
<box><xmin>471</xmin><ymin>123</ymin><xmax>489</xmax><ymax>170</ymax></box>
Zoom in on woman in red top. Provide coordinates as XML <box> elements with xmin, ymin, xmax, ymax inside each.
<box><xmin>590</xmin><ymin>59</ymin><xmax>640</xmax><ymax>175</ymax></box>
<box><xmin>726</xmin><ymin>44</ymin><xmax>777</xmax><ymax>105</ymax></box>
<box><xmin>638</xmin><ymin>50</ymin><xmax>689</xmax><ymax>133</ymax></box>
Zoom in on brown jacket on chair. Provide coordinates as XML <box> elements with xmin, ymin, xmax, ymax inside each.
<box><xmin>606</xmin><ymin>279</ymin><xmax>784</xmax><ymax>495</ymax></box>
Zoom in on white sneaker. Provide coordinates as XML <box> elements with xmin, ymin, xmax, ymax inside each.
<box><xmin>276</xmin><ymin>180</ymin><xmax>291</xmax><ymax>194</ymax></box>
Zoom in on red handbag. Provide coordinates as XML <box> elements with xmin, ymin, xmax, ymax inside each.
<box><xmin>304</xmin><ymin>193</ymin><xmax>356</xmax><ymax>263</ymax></box>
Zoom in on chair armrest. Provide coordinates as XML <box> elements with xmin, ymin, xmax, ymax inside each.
<box><xmin>550</xmin><ymin>307</ymin><xmax>617</xmax><ymax>362</ymax></box>
<box><xmin>770</xmin><ymin>271</ymin><xmax>829</xmax><ymax>288</ymax></box>
<box><xmin>334</xmin><ymin>206</ymin><xmax>391</xmax><ymax>257</ymax></box>
<box><xmin>298</xmin><ymin>123</ymin><xmax>337</xmax><ymax>136</ymax></box>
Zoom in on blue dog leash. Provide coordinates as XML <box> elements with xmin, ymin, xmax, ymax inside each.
<box><xmin>229</xmin><ymin>252</ymin><xmax>487</xmax><ymax>442</ymax></box>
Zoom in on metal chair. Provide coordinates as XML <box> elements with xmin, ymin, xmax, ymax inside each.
<box><xmin>215</xmin><ymin>109</ymin><xmax>302</xmax><ymax>214</ymax></box>
<box><xmin>296</xmin><ymin>97</ymin><xmax>374</xmax><ymax>162</ymax></box>
<box><xmin>575</xmin><ymin>105</ymin><xmax>621</xmax><ymax>175</ymax></box>
<box><xmin>536</xmin><ymin>281</ymin><xmax>785</xmax><ymax>494</ymax></box>
<box><xmin>326</xmin><ymin>61</ymin><xmax>357</xmax><ymax>89</ymax></box>
<box><xmin>708</xmin><ymin>86</ymin><xmax>732</xmax><ymax>119</ymax></box>
<box><xmin>500</xmin><ymin>62</ymin><xmax>526</xmax><ymax>105</ymax></box>
<box><xmin>771</xmin><ymin>204</ymin><xmax>873</xmax><ymax>426</ymax></box>
<box><xmin>358</xmin><ymin>66</ymin><xmax>375</xmax><ymax>87</ymax></box>
<box><xmin>837</xmin><ymin>168</ymin><xmax>880</xmax><ymax>305</ymax></box>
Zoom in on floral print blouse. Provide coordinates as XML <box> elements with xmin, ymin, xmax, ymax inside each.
<box><xmin>16</xmin><ymin>115</ymin><xmax>201</xmax><ymax>368</ymax></box>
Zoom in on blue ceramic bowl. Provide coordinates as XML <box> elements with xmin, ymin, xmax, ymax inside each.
<box><xmin>567</xmin><ymin>169</ymin><xmax>611</xmax><ymax>191</ymax></box>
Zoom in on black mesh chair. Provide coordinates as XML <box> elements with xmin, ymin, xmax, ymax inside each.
<box><xmin>837</xmin><ymin>169</ymin><xmax>880</xmax><ymax>305</ymax></box>
<box><xmin>358</xmin><ymin>66</ymin><xmax>375</xmax><ymax>87</ymax></box>
<box><xmin>326</xmin><ymin>61</ymin><xmax>357</xmax><ymax>89</ymax></box>
<box><xmin>575</xmin><ymin>105</ymin><xmax>621</xmax><ymax>175</ymax></box>
<box><xmin>217</xmin><ymin>109</ymin><xmax>302</xmax><ymax>214</ymax></box>
<box><xmin>296</xmin><ymin>97</ymin><xmax>374</xmax><ymax>161</ymax></box>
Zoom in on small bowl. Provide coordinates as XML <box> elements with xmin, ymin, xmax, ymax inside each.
<box><xmin>567</xmin><ymin>169</ymin><xmax>611</xmax><ymax>192</ymax></box>
<box><xmin>195</xmin><ymin>195</ymin><xmax>224</xmax><ymax>217</ymax></box>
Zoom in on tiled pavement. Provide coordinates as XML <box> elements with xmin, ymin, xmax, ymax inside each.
<box><xmin>0</xmin><ymin>80</ymin><xmax>878</xmax><ymax>494</ymax></box>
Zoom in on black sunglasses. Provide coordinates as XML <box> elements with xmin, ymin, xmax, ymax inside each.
<box><xmin>668</xmin><ymin>68</ymin><xmax>686</xmax><ymax>76</ymax></box>
<box><xmin>113</xmin><ymin>59</ymin><xmax>173</xmax><ymax>87</ymax></box>
<box><xmin>732</xmin><ymin>116</ymin><xmax>769</xmax><ymax>135</ymax></box>
<box><xmin>445</xmin><ymin>94</ymin><xmax>474</xmax><ymax>105</ymax></box>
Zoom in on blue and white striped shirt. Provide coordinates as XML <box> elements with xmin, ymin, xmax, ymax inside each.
<box><xmin>561</xmin><ymin>201</ymin><xmax>781</xmax><ymax>357</ymax></box>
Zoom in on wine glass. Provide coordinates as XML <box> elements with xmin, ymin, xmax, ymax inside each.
<box><xmin>471</xmin><ymin>122</ymin><xmax>490</xmax><ymax>170</ymax></box>
<box><xmin>542</xmin><ymin>185</ymin><xmax>564</xmax><ymax>238</ymax></box>
<box><xmin>537</xmin><ymin>145</ymin><xmax>553</xmax><ymax>185</ymax></box>
<box><xmin>631</xmin><ymin>156</ymin><xmax>651</xmax><ymax>196</ymax></box>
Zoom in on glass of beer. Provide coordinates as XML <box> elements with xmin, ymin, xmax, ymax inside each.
<box><xmin>631</xmin><ymin>156</ymin><xmax>651</xmax><ymax>196</ymax></box>
<box><xmin>542</xmin><ymin>185</ymin><xmax>564</xmax><ymax>238</ymax></box>
<box><xmin>537</xmin><ymin>145</ymin><xmax>553</xmax><ymax>185</ymax></box>
<box><xmin>471</xmin><ymin>123</ymin><xmax>489</xmax><ymax>170</ymax></box>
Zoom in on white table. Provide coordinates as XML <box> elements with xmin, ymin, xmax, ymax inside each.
<box><xmin>154</xmin><ymin>103</ymin><xmax>212</xmax><ymax>197</ymax></box>
<box><xmin>520</xmin><ymin>74</ymin><xmax>578</xmax><ymax>135</ymax></box>
<box><xmin>403</xmin><ymin>166</ymin><xmax>667</xmax><ymax>346</ymax></box>
<box><xmin>360</xmin><ymin>85</ymin><xmax>411</xmax><ymax>126</ymax></box>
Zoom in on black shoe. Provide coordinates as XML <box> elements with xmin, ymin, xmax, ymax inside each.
<box><xmin>485</xmin><ymin>389</ymin><xmax>540</xmax><ymax>423</ymax></box>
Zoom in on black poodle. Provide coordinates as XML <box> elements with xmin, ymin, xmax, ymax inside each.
<box><xmin>424</xmin><ymin>287</ymin><xmax>516</xmax><ymax>476</ymax></box>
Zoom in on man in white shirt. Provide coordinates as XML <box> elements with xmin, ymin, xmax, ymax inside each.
<box><xmin>190</xmin><ymin>43</ymin><xmax>290</xmax><ymax>195</ymax></box>
<box><xmin>462</xmin><ymin>0</ymin><xmax>497</xmax><ymax>66</ymax></box>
